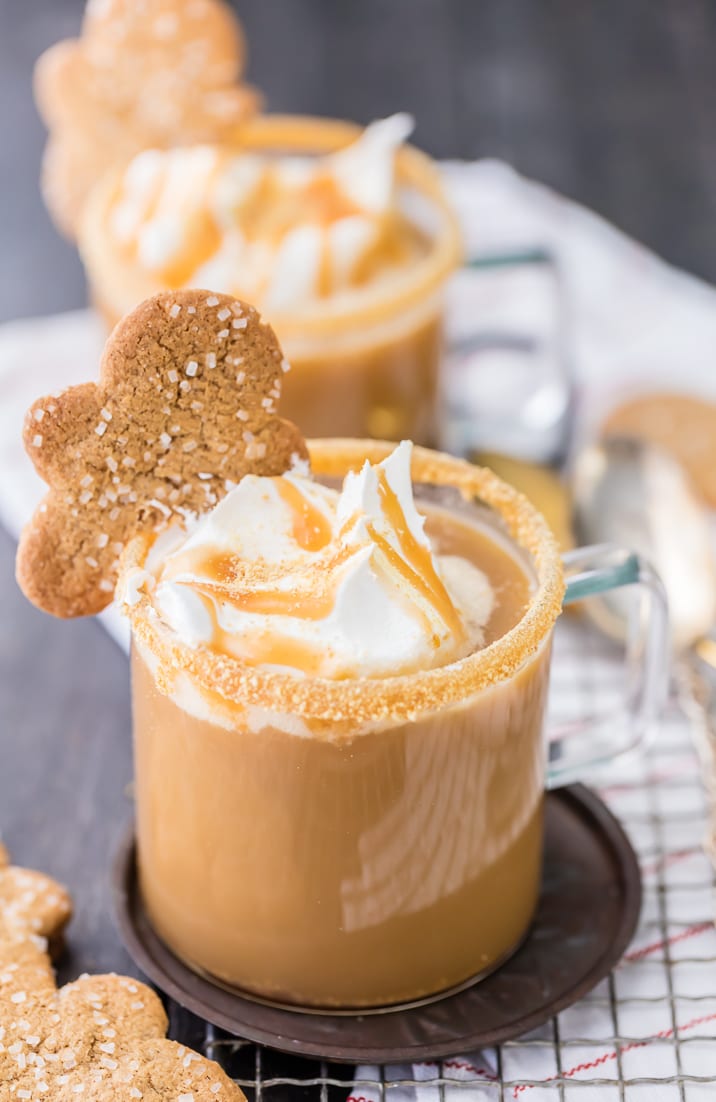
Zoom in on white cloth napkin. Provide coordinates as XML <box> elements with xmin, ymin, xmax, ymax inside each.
<box><xmin>2</xmin><ymin>160</ymin><xmax>716</xmax><ymax>1095</ymax></box>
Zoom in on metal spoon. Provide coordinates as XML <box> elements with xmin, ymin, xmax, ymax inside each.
<box><xmin>572</xmin><ymin>434</ymin><xmax>716</xmax><ymax>768</ymax></box>
<box><xmin>572</xmin><ymin>435</ymin><xmax>716</xmax><ymax>651</ymax></box>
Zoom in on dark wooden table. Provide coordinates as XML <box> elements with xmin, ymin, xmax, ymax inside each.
<box><xmin>1</xmin><ymin>0</ymin><xmax>715</xmax><ymax>982</ymax></box>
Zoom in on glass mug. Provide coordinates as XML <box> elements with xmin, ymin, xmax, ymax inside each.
<box><xmin>124</xmin><ymin>441</ymin><xmax>667</xmax><ymax>1010</ymax></box>
<box><xmin>82</xmin><ymin>116</ymin><xmax>462</xmax><ymax>444</ymax></box>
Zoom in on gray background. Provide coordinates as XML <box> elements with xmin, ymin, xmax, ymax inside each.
<box><xmin>3</xmin><ymin>1</ymin><xmax>716</xmax><ymax>324</ymax></box>
<box><xmin>0</xmin><ymin>0</ymin><xmax>714</xmax><ymax>980</ymax></box>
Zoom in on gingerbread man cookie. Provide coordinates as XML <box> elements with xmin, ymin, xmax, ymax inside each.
<box><xmin>35</xmin><ymin>0</ymin><xmax>261</xmax><ymax>237</ymax></box>
<box><xmin>0</xmin><ymin>844</ymin><xmax>245</xmax><ymax>1099</ymax></box>
<box><xmin>16</xmin><ymin>290</ymin><xmax>307</xmax><ymax>618</ymax></box>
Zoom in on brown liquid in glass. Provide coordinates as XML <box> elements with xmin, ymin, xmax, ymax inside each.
<box><xmin>95</xmin><ymin>299</ymin><xmax>443</xmax><ymax>446</ymax></box>
<box><xmin>131</xmin><ymin>508</ymin><xmax>551</xmax><ymax>1008</ymax></box>
<box><xmin>278</xmin><ymin>313</ymin><xmax>443</xmax><ymax>443</ymax></box>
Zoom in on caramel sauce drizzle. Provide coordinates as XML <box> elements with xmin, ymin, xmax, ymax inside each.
<box><xmin>164</xmin><ymin>480</ymin><xmax>345</xmax><ymax>625</ymax></box>
<box><xmin>112</xmin><ymin>152</ymin><xmax>228</xmax><ymax>288</ymax></box>
<box><xmin>241</xmin><ymin>172</ymin><xmax>361</xmax><ymax>238</ymax></box>
<box><xmin>196</xmin><ymin>594</ymin><xmax>329</xmax><ymax>676</ymax></box>
<box><xmin>273</xmin><ymin>479</ymin><xmax>333</xmax><ymax>551</ymax></box>
<box><xmin>158</xmin><ymin>210</ymin><xmax>223</xmax><ymax>288</ymax></box>
<box><xmin>371</xmin><ymin>471</ymin><xmax>465</xmax><ymax>642</ymax></box>
<box><xmin>242</xmin><ymin>633</ymin><xmax>328</xmax><ymax>675</ymax></box>
<box><xmin>157</xmin><ymin>471</ymin><xmax>464</xmax><ymax>672</ymax></box>
<box><xmin>242</xmin><ymin>170</ymin><xmax>364</xmax><ymax>301</ymax></box>
<box><xmin>161</xmin><ymin>480</ymin><xmax>333</xmax><ymax>588</ymax></box>
<box><xmin>350</xmin><ymin>212</ymin><xmax>424</xmax><ymax>287</ymax></box>
<box><xmin>189</xmin><ymin>579</ymin><xmax>338</xmax><ymax>622</ymax></box>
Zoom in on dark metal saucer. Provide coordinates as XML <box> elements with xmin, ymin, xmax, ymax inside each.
<box><xmin>112</xmin><ymin>784</ymin><xmax>640</xmax><ymax>1064</ymax></box>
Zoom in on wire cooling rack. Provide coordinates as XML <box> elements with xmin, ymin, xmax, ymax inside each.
<box><xmin>163</xmin><ymin>616</ymin><xmax>716</xmax><ymax>1100</ymax></box>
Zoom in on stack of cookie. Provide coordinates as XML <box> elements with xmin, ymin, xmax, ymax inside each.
<box><xmin>0</xmin><ymin>843</ymin><xmax>244</xmax><ymax>1098</ymax></box>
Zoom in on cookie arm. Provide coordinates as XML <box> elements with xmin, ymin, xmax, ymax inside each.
<box><xmin>141</xmin><ymin>1036</ymin><xmax>247</xmax><ymax>1100</ymax></box>
<box><xmin>16</xmin><ymin>494</ymin><xmax>116</xmax><ymax>618</ymax></box>
<box><xmin>34</xmin><ymin>40</ymin><xmax>80</xmax><ymax>127</ymax></box>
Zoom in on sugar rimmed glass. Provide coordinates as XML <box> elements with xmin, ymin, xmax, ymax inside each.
<box><xmin>81</xmin><ymin>116</ymin><xmax>462</xmax><ymax>444</ymax></box>
<box><xmin>123</xmin><ymin>440</ymin><xmax>667</xmax><ymax>1010</ymax></box>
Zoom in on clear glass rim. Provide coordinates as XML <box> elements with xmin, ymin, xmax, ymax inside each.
<box><xmin>123</xmin><ymin>440</ymin><xmax>565</xmax><ymax>726</ymax></box>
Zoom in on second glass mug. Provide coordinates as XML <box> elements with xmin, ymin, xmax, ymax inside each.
<box><xmin>82</xmin><ymin>115</ymin><xmax>462</xmax><ymax>444</ymax></box>
<box><xmin>125</xmin><ymin>441</ymin><xmax>667</xmax><ymax>1010</ymax></box>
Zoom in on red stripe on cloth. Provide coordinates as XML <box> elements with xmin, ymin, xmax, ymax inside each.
<box><xmin>511</xmin><ymin>1012</ymin><xmax>716</xmax><ymax>1096</ymax></box>
<box><xmin>640</xmin><ymin>847</ymin><xmax>701</xmax><ymax>877</ymax></box>
<box><xmin>622</xmin><ymin>920</ymin><xmax>712</xmax><ymax>962</ymax></box>
<box><xmin>442</xmin><ymin>1059</ymin><xmax>498</xmax><ymax>1080</ymax></box>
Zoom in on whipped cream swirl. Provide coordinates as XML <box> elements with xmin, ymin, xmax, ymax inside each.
<box><xmin>106</xmin><ymin>114</ymin><xmax>421</xmax><ymax>312</ymax></box>
<box><xmin>125</xmin><ymin>442</ymin><xmax>494</xmax><ymax>679</ymax></box>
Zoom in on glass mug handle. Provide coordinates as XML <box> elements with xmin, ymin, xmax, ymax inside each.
<box><xmin>546</xmin><ymin>544</ymin><xmax>669</xmax><ymax>789</ymax></box>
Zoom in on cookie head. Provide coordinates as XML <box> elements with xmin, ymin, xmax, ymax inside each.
<box><xmin>16</xmin><ymin>290</ymin><xmax>308</xmax><ymax>618</ymax></box>
<box><xmin>35</xmin><ymin>0</ymin><xmax>261</xmax><ymax>237</ymax></box>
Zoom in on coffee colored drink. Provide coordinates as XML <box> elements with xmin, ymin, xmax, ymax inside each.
<box><xmin>279</xmin><ymin>309</ymin><xmax>443</xmax><ymax>443</ymax></box>
<box><xmin>122</xmin><ymin>441</ymin><xmax>564</xmax><ymax>1009</ymax></box>
<box><xmin>131</xmin><ymin>509</ymin><xmax>544</xmax><ymax>1007</ymax></box>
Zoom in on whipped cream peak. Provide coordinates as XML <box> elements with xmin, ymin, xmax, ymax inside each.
<box><xmin>329</xmin><ymin>113</ymin><xmax>414</xmax><ymax>213</ymax></box>
<box><xmin>338</xmin><ymin>439</ymin><xmax>427</xmax><ymax>547</ymax></box>
<box><xmin>125</xmin><ymin>442</ymin><xmax>494</xmax><ymax>679</ymax></box>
